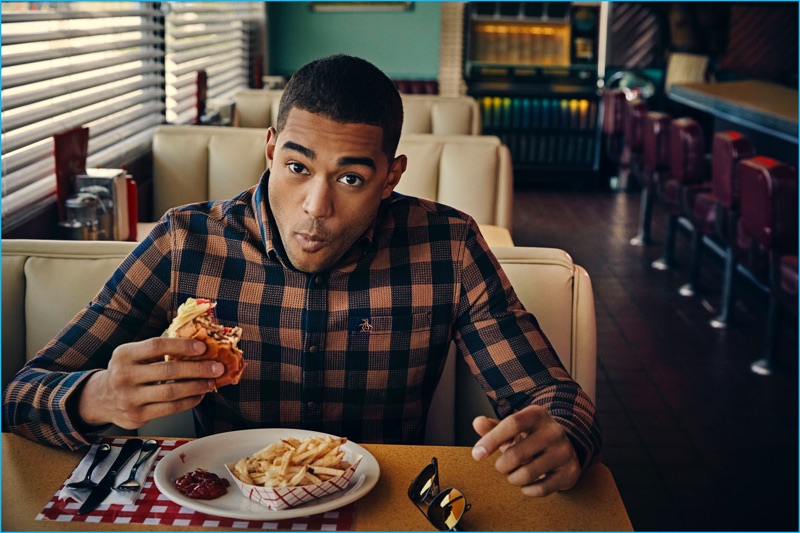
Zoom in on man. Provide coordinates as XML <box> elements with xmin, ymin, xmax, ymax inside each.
<box><xmin>3</xmin><ymin>54</ymin><xmax>600</xmax><ymax>497</ymax></box>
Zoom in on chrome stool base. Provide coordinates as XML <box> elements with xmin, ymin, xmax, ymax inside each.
<box><xmin>709</xmin><ymin>316</ymin><xmax>731</xmax><ymax>329</ymax></box>
<box><xmin>750</xmin><ymin>358</ymin><xmax>772</xmax><ymax>376</ymax></box>
<box><xmin>678</xmin><ymin>283</ymin><xmax>695</xmax><ymax>297</ymax></box>
<box><xmin>651</xmin><ymin>258</ymin><xmax>669</xmax><ymax>270</ymax></box>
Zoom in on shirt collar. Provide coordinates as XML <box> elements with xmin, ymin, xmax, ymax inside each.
<box><xmin>252</xmin><ymin>170</ymin><xmax>279</xmax><ymax>261</ymax></box>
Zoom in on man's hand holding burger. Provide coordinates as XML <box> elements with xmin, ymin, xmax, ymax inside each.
<box><xmin>76</xmin><ymin>337</ymin><xmax>223</xmax><ymax>430</ymax></box>
<box><xmin>76</xmin><ymin>298</ymin><xmax>245</xmax><ymax>430</ymax></box>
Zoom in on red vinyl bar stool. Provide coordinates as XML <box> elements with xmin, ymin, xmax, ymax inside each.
<box><xmin>706</xmin><ymin>132</ymin><xmax>758</xmax><ymax>328</ymax></box>
<box><xmin>631</xmin><ymin>111</ymin><xmax>671</xmax><ymax>247</ymax></box>
<box><xmin>738</xmin><ymin>157</ymin><xmax>798</xmax><ymax>375</ymax></box>
<box><xmin>652</xmin><ymin>117</ymin><xmax>708</xmax><ymax>271</ymax></box>
<box><xmin>678</xmin><ymin>132</ymin><xmax>755</xmax><ymax>299</ymax></box>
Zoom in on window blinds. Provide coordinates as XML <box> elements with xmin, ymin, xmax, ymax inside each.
<box><xmin>164</xmin><ymin>2</ymin><xmax>264</xmax><ymax>124</ymax></box>
<box><xmin>1</xmin><ymin>2</ymin><xmax>265</xmax><ymax>232</ymax></box>
<box><xmin>1</xmin><ymin>2</ymin><xmax>165</xmax><ymax>230</ymax></box>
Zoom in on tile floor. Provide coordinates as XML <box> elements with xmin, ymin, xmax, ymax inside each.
<box><xmin>511</xmin><ymin>185</ymin><xmax>798</xmax><ymax>531</ymax></box>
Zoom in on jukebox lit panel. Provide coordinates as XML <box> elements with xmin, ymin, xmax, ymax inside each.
<box><xmin>480</xmin><ymin>96</ymin><xmax>598</xmax><ymax>170</ymax></box>
<box><xmin>470</xmin><ymin>21</ymin><xmax>571</xmax><ymax>67</ymax></box>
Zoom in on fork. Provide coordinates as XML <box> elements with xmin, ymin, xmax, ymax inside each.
<box><xmin>114</xmin><ymin>439</ymin><xmax>159</xmax><ymax>491</ymax></box>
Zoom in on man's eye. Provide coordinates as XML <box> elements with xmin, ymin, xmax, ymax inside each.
<box><xmin>288</xmin><ymin>162</ymin><xmax>307</xmax><ymax>174</ymax></box>
<box><xmin>338</xmin><ymin>174</ymin><xmax>363</xmax><ymax>186</ymax></box>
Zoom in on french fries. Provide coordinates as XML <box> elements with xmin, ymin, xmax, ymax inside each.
<box><xmin>231</xmin><ymin>435</ymin><xmax>352</xmax><ymax>488</ymax></box>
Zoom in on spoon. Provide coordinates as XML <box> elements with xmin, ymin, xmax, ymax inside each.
<box><xmin>114</xmin><ymin>439</ymin><xmax>159</xmax><ymax>492</ymax></box>
<box><xmin>66</xmin><ymin>443</ymin><xmax>112</xmax><ymax>490</ymax></box>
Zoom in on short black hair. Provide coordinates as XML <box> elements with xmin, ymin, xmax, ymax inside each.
<box><xmin>276</xmin><ymin>54</ymin><xmax>404</xmax><ymax>160</ymax></box>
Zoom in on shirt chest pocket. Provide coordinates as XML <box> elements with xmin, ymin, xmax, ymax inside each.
<box><xmin>347</xmin><ymin>312</ymin><xmax>433</xmax><ymax>360</ymax></box>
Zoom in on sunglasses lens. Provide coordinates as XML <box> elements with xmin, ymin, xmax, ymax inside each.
<box><xmin>408</xmin><ymin>463</ymin><xmax>437</xmax><ymax>501</ymax></box>
<box><xmin>428</xmin><ymin>488</ymin><xmax>469</xmax><ymax>531</ymax></box>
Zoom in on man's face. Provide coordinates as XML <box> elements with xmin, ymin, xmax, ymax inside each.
<box><xmin>266</xmin><ymin>108</ymin><xmax>406</xmax><ymax>273</ymax></box>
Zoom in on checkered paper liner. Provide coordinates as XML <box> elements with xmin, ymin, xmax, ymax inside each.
<box><xmin>225</xmin><ymin>455</ymin><xmax>362</xmax><ymax>511</ymax></box>
<box><xmin>36</xmin><ymin>438</ymin><xmax>355</xmax><ymax>530</ymax></box>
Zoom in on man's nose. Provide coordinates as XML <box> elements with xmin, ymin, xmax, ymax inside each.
<box><xmin>302</xmin><ymin>179</ymin><xmax>334</xmax><ymax>219</ymax></box>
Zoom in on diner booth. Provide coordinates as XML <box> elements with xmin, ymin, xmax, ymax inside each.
<box><xmin>2</xmin><ymin>2</ymin><xmax>797</xmax><ymax>531</ymax></box>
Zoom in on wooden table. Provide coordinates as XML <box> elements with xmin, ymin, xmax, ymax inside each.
<box><xmin>2</xmin><ymin>433</ymin><xmax>632</xmax><ymax>531</ymax></box>
<box><xmin>669</xmin><ymin>80</ymin><xmax>798</xmax><ymax>145</ymax></box>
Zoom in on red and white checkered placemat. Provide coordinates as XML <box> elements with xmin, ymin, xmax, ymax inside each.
<box><xmin>37</xmin><ymin>438</ymin><xmax>355</xmax><ymax>530</ymax></box>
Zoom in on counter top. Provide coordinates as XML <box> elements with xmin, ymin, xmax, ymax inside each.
<box><xmin>669</xmin><ymin>80</ymin><xmax>798</xmax><ymax>143</ymax></box>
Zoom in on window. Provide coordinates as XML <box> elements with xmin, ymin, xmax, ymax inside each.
<box><xmin>1</xmin><ymin>2</ymin><xmax>165</xmax><ymax>231</ymax></box>
<box><xmin>164</xmin><ymin>2</ymin><xmax>264</xmax><ymax>124</ymax></box>
<box><xmin>1</xmin><ymin>1</ymin><xmax>266</xmax><ymax>232</ymax></box>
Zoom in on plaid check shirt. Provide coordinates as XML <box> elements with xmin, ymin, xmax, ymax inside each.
<box><xmin>3</xmin><ymin>173</ymin><xmax>600</xmax><ymax>467</ymax></box>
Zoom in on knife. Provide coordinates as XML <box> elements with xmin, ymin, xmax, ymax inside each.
<box><xmin>77</xmin><ymin>438</ymin><xmax>143</xmax><ymax>515</ymax></box>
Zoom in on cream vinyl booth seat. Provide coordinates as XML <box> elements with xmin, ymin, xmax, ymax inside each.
<box><xmin>2</xmin><ymin>240</ymin><xmax>596</xmax><ymax>446</ymax></box>
<box><xmin>146</xmin><ymin>125</ymin><xmax>514</xmax><ymax>246</ymax></box>
<box><xmin>233</xmin><ymin>89</ymin><xmax>482</xmax><ymax>136</ymax></box>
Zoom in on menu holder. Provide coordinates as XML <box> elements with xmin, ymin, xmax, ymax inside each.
<box><xmin>126</xmin><ymin>176</ymin><xmax>138</xmax><ymax>241</ymax></box>
<box><xmin>196</xmin><ymin>69</ymin><xmax>208</xmax><ymax>125</ymax></box>
<box><xmin>53</xmin><ymin>126</ymin><xmax>89</xmax><ymax>221</ymax></box>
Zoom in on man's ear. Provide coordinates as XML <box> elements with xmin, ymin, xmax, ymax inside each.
<box><xmin>265</xmin><ymin>127</ymin><xmax>277</xmax><ymax>170</ymax></box>
<box><xmin>382</xmin><ymin>154</ymin><xmax>407</xmax><ymax>199</ymax></box>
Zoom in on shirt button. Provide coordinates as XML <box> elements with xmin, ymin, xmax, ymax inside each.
<box><xmin>309</xmin><ymin>345</ymin><xmax>318</xmax><ymax>353</ymax></box>
<box><xmin>307</xmin><ymin>401</ymin><xmax>316</xmax><ymax>409</ymax></box>
<box><xmin>314</xmin><ymin>275</ymin><xmax>324</xmax><ymax>285</ymax></box>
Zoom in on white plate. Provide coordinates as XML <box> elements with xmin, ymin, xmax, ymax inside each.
<box><xmin>154</xmin><ymin>428</ymin><xmax>380</xmax><ymax>521</ymax></box>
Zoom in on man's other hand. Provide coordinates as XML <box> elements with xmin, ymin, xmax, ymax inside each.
<box><xmin>471</xmin><ymin>404</ymin><xmax>581</xmax><ymax>497</ymax></box>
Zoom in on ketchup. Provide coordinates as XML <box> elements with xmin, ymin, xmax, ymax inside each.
<box><xmin>173</xmin><ymin>469</ymin><xmax>230</xmax><ymax>500</ymax></box>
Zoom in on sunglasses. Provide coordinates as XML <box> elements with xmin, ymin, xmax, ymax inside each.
<box><xmin>407</xmin><ymin>457</ymin><xmax>471</xmax><ymax>531</ymax></box>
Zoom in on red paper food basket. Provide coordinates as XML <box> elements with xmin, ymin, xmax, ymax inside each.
<box><xmin>226</xmin><ymin>455</ymin><xmax>363</xmax><ymax>511</ymax></box>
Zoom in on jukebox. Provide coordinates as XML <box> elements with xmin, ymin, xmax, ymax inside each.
<box><xmin>464</xmin><ymin>2</ymin><xmax>607</xmax><ymax>184</ymax></box>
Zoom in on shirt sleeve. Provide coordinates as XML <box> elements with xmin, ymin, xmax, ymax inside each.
<box><xmin>452</xmin><ymin>219</ymin><xmax>602</xmax><ymax>470</ymax></box>
<box><xmin>1</xmin><ymin>219</ymin><xmax>175</xmax><ymax>450</ymax></box>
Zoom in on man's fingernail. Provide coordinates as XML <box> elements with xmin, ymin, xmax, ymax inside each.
<box><xmin>193</xmin><ymin>341</ymin><xmax>206</xmax><ymax>353</ymax></box>
<box><xmin>472</xmin><ymin>445</ymin><xmax>487</xmax><ymax>461</ymax></box>
<box><xmin>211</xmin><ymin>362</ymin><xmax>224</xmax><ymax>375</ymax></box>
<box><xmin>208</xmin><ymin>379</ymin><xmax>217</xmax><ymax>390</ymax></box>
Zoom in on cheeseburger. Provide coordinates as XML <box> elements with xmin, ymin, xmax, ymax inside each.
<box><xmin>166</xmin><ymin>297</ymin><xmax>246</xmax><ymax>388</ymax></box>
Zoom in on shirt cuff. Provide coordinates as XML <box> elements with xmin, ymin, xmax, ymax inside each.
<box><xmin>59</xmin><ymin>369</ymin><xmax>114</xmax><ymax>449</ymax></box>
